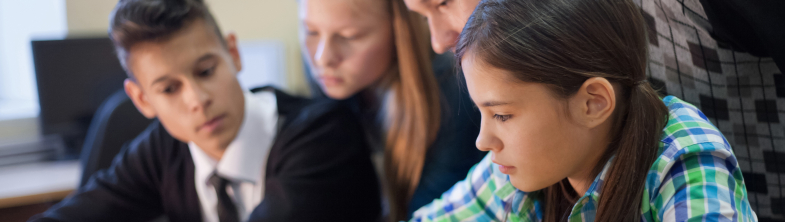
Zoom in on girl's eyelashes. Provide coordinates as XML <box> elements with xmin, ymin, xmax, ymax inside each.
<box><xmin>341</xmin><ymin>34</ymin><xmax>358</xmax><ymax>40</ymax></box>
<box><xmin>493</xmin><ymin>114</ymin><xmax>511</xmax><ymax>122</ymax></box>
<box><xmin>340</xmin><ymin>30</ymin><xmax>368</xmax><ymax>40</ymax></box>
<box><xmin>438</xmin><ymin>0</ymin><xmax>450</xmax><ymax>6</ymax></box>
<box><xmin>302</xmin><ymin>26</ymin><xmax>318</xmax><ymax>36</ymax></box>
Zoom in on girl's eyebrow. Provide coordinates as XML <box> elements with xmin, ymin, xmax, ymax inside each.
<box><xmin>479</xmin><ymin>101</ymin><xmax>511</xmax><ymax>107</ymax></box>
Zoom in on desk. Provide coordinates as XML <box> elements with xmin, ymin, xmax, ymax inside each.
<box><xmin>0</xmin><ymin>161</ymin><xmax>80</xmax><ymax>208</ymax></box>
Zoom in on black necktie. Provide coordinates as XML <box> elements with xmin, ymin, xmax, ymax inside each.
<box><xmin>209</xmin><ymin>174</ymin><xmax>240</xmax><ymax>222</ymax></box>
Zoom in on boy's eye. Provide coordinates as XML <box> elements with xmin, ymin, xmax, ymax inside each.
<box><xmin>199</xmin><ymin>66</ymin><xmax>215</xmax><ymax>77</ymax></box>
<box><xmin>493</xmin><ymin>114</ymin><xmax>511</xmax><ymax>122</ymax></box>
<box><xmin>162</xmin><ymin>85</ymin><xmax>177</xmax><ymax>94</ymax></box>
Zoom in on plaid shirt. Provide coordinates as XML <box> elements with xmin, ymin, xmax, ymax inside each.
<box><xmin>411</xmin><ymin>96</ymin><xmax>758</xmax><ymax>222</ymax></box>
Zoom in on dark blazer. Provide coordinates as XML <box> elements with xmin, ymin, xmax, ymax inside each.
<box><xmin>31</xmin><ymin>87</ymin><xmax>381</xmax><ymax>222</ymax></box>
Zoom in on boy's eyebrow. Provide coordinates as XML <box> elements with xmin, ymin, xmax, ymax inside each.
<box><xmin>149</xmin><ymin>54</ymin><xmax>217</xmax><ymax>87</ymax></box>
<box><xmin>195</xmin><ymin>53</ymin><xmax>217</xmax><ymax>64</ymax></box>
<box><xmin>150</xmin><ymin>75</ymin><xmax>172</xmax><ymax>87</ymax></box>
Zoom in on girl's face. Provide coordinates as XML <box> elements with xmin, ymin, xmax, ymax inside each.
<box><xmin>299</xmin><ymin>0</ymin><xmax>395</xmax><ymax>100</ymax></box>
<box><xmin>461</xmin><ymin>52</ymin><xmax>616</xmax><ymax>193</ymax></box>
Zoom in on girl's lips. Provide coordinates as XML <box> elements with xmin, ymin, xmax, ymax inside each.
<box><xmin>319</xmin><ymin>75</ymin><xmax>343</xmax><ymax>86</ymax></box>
<box><xmin>497</xmin><ymin>164</ymin><xmax>515</xmax><ymax>174</ymax></box>
<box><xmin>492</xmin><ymin>157</ymin><xmax>515</xmax><ymax>174</ymax></box>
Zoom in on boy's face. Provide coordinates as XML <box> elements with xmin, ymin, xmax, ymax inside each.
<box><xmin>123</xmin><ymin>19</ymin><xmax>246</xmax><ymax>154</ymax></box>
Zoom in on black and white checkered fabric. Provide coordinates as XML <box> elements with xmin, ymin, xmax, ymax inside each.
<box><xmin>637</xmin><ymin>0</ymin><xmax>783</xmax><ymax>220</ymax></box>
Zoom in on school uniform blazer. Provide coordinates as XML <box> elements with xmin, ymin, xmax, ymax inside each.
<box><xmin>31</xmin><ymin>87</ymin><xmax>382</xmax><ymax>222</ymax></box>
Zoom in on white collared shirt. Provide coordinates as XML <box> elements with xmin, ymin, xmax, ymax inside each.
<box><xmin>188</xmin><ymin>90</ymin><xmax>278</xmax><ymax>222</ymax></box>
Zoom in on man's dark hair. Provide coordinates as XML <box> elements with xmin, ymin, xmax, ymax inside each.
<box><xmin>109</xmin><ymin>0</ymin><xmax>225</xmax><ymax>77</ymax></box>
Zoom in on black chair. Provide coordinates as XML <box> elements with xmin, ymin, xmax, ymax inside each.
<box><xmin>79</xmin><ymin>89</ymin><xmax>153</xmax><ymax>187</ymax></box>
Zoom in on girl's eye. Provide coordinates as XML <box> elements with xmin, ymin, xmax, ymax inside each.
<box><xmin>439</xmin><ymin>0</ymin><xmax>448</xmax><ymax>6</ymax></box>
<box><xmin>493</xmin><ymin>114</ymin><xmax>511</xmax><ymax>122</ymax></box>
<box><xmin>341</xmin><ymin>33</ymin><xmax>362</xmax><ymax>41</ymax></box>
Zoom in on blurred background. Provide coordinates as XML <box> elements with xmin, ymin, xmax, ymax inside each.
<box><xmin>0</xmin><ymin>0</ymin><xmax>306</xmax><ymax>221</ymax></box>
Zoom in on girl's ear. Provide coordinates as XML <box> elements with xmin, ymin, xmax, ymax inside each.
<box><xmin>568</xmin><ymin>77</ymin><xmax>616</xmax><ymax>128</ymax></box>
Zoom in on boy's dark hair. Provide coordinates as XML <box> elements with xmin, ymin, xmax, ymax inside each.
<box><xmin>109</xmin><ymin>0</ymin><xmax>225</xmax><ymax>78</ymax></box>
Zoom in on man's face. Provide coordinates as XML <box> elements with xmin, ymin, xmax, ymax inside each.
<box><xmin>403</xmin><ymin>0</ymin><xmax>481</xmax><ymax>54</ymax></box>
<box><xmin>123</xmin><ymin>19</ymin><xmax>245</xmax><ymax>152</ymax></box>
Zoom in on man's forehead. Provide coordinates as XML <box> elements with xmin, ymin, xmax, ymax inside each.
<box><xmin>403</xmin><ymin>0</ymin><xmax>435</xmax><ymax>9</ymax></box>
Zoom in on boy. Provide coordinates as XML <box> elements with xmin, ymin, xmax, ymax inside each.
<box><xmin>31</xmin><ymin>0</ymin><xmax>380</xmax><ymax>221</ymax></box>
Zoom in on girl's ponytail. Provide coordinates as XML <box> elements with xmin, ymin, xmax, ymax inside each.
<box><xmin>595</xmin><ymin>80</ymin><xmax>667</xmax><ymax>221</ymax></box>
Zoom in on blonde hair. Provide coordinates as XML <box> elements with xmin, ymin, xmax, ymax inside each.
<box><xmin>382</xmin><ymin>0</ymin><xmax>441</xmax><ymax>220</ymax></box>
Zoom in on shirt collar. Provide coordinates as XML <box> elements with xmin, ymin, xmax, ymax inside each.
<box><xmin>585</xmin><ymin>156</ymin><xmax>613</xmax><ymax>200</ymax></box>
<box><xmin>190</xmin><ymin>90</ymin><xmax>278</xmax><ymax>184</ymax></box>
<box><xmin>568</xmin><ymin>156</ymin><xmax>613</xmax><ymax>217</ymax></box>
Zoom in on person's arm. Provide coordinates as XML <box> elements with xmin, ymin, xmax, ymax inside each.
<box><xmin>30</xmin><ymin>125</ymin><xmax>166</xmax><ymax>222</ymax></box>
<box><xmin>410</xmin><ymin>153</ymin><xmax>538</xmax><ymax>222</ymax></box>
<box><xmin>248</xmin><ymin>101</ymin><xmax>381</xmax><ymax>222</ymax></box>
<box><xmin>652</xmin><ymin>142</ymin><xmax>758</xmax><ymax>221</ymax></box>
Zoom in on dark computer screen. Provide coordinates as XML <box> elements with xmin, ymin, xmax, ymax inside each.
<box><xmin>32</xmin><ymin>37</ymin><xmax>127</xmax><ymax>156</ymax></box>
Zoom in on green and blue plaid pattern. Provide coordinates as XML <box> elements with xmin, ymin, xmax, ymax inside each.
<box><xmin>411</xmin><ymin>96</ymin><xmax>757</xmax><ymax>222</ymax></box>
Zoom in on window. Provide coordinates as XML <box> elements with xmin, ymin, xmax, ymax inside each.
<box><xmin>0</xmin><ymin>0</ymin><xmax>67</xmax><ymax>121</ymax></box>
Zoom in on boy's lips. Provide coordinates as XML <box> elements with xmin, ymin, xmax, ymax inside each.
<box><xmin>197</xmin><ymin>114</ymin><xmax>227</xmax><ymax>134</ymax></box>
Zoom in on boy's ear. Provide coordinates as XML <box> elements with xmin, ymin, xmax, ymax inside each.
<box><xmin>124</xmin><ymin>79</ymin><xmax>157</xmax><ymax>119</ymax></box>
<box><xmin>225</xmin><ymin>32</ymin><xmax>242</xmax><ymax>74</ymax></box>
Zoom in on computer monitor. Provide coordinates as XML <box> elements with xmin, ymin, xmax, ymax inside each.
<box><xmin>32</xmin><ymin>37</ymin><xmax>127</xmax><ymax>157</ymax></box>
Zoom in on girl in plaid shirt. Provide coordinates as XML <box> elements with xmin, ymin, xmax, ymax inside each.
<box><xmin>411</xmin><ymin>0</ymin><xmax>758</xmax><ymax>221</ymax></box>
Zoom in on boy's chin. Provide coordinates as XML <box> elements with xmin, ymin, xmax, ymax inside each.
<box><xmin>194</xmin><ymin>132</ymin><xmax>235</xmax><ymax>151</ymax></box>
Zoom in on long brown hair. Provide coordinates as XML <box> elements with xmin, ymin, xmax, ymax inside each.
<box><xmin>455</xmin><ymin>0</ymin><xmax>668</xmax><ymax>221</ymax></box>
<box><xmin>383</xmin><ymin>0</ymin><xmax>441</xmax><ymax>220</ymax></box>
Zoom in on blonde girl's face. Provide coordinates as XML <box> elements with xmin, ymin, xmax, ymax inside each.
<box><xmin>299</xmin><ymin>0</ymin><xmax>395</xmax><ymax>100</ymax></box>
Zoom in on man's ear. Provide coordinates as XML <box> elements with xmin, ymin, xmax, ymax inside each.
<box><xmin>124</xmin><ymin>79</ymin><xmax>157</xmax><ymax>119</ymax></box>
<box><xmin>225</xmin><ymin>32</ymin><xmax>242</xmax><ymax>74</ymax></box>
<box><xmin>568</xmin><ymin>77</ymin><xmax>616</xmax><ymax>128</ymax></box>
